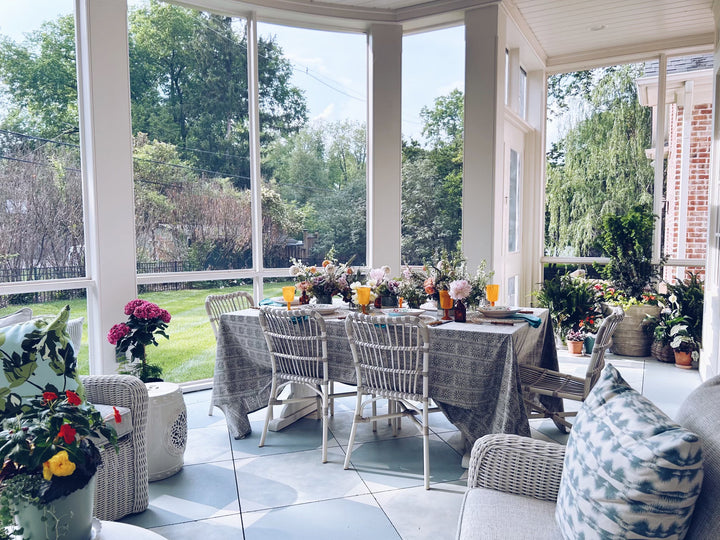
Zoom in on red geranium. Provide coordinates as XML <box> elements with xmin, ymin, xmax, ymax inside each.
<box><xmin>57</xmin><ymin>423</ymin><xmax>77</xmax><ymax>444</ymax></box>
<box><xmin>65</xmin><ymin>390</ymin><xmax>81</xmax><ymax>406</ymax></box>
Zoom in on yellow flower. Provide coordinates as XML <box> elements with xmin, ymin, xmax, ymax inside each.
<box><xmin>43</xmin><ymin>450</ymin><xmax>76</xmax><ymax>480</ymax></box>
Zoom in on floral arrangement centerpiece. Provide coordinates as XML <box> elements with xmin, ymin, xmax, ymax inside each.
<box><xmin>0</xmin><ymin>390</ymin><xmax>119</xmax><ymax>537</ymax></box>
<box><xmin>108</xmin><ymin>299</ymin><xmax>171</xmax><ymax>382</ymax></box>
<box><xmin>449</xmin><ymin>279</ymin><xmax>472</xmax><ymax>322</ymax></box>
<box><xmin>398</xmin><ymin>266</ymin><xmax>428</xmax><ymax>309</ymax></box>
<box><xmin>369</xmin><ymin>266</ymin><xmax>401</xmax><ymax>307</ymax></box>
<box><xmin>422</xmin><ymin>250</ymin><xmax>467</xmax><ymax>305</ymax></box>
<box><xmin>289</xmin><ymin>253</ymin><xmax>355</xmax><ymax>304</ymax></box>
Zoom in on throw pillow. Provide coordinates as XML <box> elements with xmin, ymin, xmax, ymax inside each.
<box><xmin>555</xmin><ymin>363</ymin><xmax>703</xmax><ymax>540</ymax></box>
<box><xmin>0</xmin><ymin>305</ymin><xmax>83</xmax><ymax>419</ymax></box>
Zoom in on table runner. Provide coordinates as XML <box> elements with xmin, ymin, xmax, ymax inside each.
<box><xmin>211</xmin><ymin>308</ymin><xmax>561</xmax><ymax>442</ymax></box>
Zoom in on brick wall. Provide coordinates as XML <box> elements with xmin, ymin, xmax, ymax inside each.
<box><xmin>662</xmin><ymin>102</ymin><xmax>710</xmax><ymax>284</ymax></box>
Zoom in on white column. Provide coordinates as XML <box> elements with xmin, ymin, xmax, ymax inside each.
<box><xmin>75</xmin><ymin>0</ymin><xmax>137</xmax><ymax>375</ymax></box>
<box><xmin>653</xmin><ymin>54</ymin><xmax>667</xmax><ymax>264</ymax></box>
<box><xmin>463</xmin><ymin>5</ymin><xmax>505</xmax><ymax>272</ymax></box>
<box><xmin>367</xmin><ymin>23</ymin><xmax>402</xmax><ymax>273</ymax></box>
<box><xmin>247</xmin><ymin>14</ymin><xmax>264</xmax><ymax>302</ymax></box>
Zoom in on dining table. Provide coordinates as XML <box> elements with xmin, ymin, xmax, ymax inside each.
<box><xmin>211</xmin><ymin>305</ymin><xmax>562</xmax><ymax>447</ymax></box>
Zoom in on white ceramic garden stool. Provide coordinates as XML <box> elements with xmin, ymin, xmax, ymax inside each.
<box><xmin>146</xmin><ymin>382</ymin><xmax>187</xmax><ymax>481</ymax></box>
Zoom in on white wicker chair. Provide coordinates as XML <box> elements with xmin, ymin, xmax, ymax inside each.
<box><xmin>343</xmin><ymin>312</ymin><xmax>440</xmax><ymax>490</ymax></box>
<box><xmin>81</xmin><ymin>374</ymin><xmax>149</xmax><ymax>521</ymax></box>
<box><xmin>258</xmin><ymin>306</ymin><xmax>354</xmax><ymax>463</ymax></box>
<box><xmin>519</xmin><ymin>307</ymin><xmax>624</xmax><ymax>431</ymax></box>
<box><xmin>206</xmin><ymin>290</ymin><xmax>254</xmax><ymax>415</ymax></box>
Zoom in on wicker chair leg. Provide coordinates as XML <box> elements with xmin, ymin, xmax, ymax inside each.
<box><xmin>344</xmin><ymin>392</ymin><xmax>364</xmax><ymax>470</ymax></box>
<box><xmin>259</xmin><ymin>379</ymin><xmax>278</xmax><ymax>448</ymax></box>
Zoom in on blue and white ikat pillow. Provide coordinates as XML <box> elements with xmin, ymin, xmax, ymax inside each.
<box><xmin>555</xmin><ymin>364</ymin><xmax>703</xmax><ymax>540</ymax></box>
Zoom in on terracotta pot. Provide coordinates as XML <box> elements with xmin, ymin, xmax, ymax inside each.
<box><xmin>567</xmin><ymin>340</ymin><xmax>584</xmax><ymax>355</ymax></box>
<box><xmin>674</xmin><ymin>350</ymin><xmax>694</xmax><ymax>369</ymax></box>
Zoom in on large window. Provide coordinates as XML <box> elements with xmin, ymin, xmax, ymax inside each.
<box><xmin>258</xmin><ymin>23</ymin><xmax>367</xmax><ymax>269</ymax></box>
<box><xmin>401</xmin><ymin>26</ymin><xmax>464</xmax><ymax>265</ymax></box>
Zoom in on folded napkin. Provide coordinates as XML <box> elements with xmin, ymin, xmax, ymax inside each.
<box><xmin>509</xmin><ymin>312</ymin><xmax>541</xmax><ymax>328</ymax></box>
<box><xmin>259</xmin><ymin>298</ymin><xmax>284</xmax><ymax>307</ymax></box>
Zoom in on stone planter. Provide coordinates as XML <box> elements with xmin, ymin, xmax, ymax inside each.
<box><xmin>15</xmin><ymin>474</ymin><xmax>96</xmax><ymax>540</ymax></box>
<box><xmin>610</xmin><ymin>304</ymin><xmax>660</xmax><ymax>357</ymax></box>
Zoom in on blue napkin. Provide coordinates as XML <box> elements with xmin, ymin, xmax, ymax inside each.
<box><xmin>509</xmin><ymin>313</ymin><xmax>541</xmax><ymax>328</ymax></box>
<box><xmin>259</xmin><ymin>298</ymin><xmax>284</xmax><ymax>307</ymax></box>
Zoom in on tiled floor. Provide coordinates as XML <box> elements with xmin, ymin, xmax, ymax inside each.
<box><xmin>121</xmin><ymin>351</ymin><xmax>702</xmax><ymax>539</ymax></box>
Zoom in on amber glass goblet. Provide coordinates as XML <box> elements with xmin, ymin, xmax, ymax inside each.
<box><xmin>439</xmin><ymin>290</ymin><xmax>453</xmax><ymax>320</ymax></box>
<box><xmin>282</xmin><ymin>286</ymin><xmax>296</xmax><ymax>311</ymax></box>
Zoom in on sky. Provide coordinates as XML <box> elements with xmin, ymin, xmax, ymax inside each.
<box><xmin>0</xmin><ymin>0</ymin><xmax>464</xmax><ymax>143</ymax></box>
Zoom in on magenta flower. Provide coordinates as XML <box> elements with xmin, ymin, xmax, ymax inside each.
<box><xmin>124</xmin><ymin>299</ymin><xmax>146</xmax><ymax>316</ymax></box>
<box><xmin>107</xmin><ymin>323</ymin><xmax>131</xmax><ymax>345</ymax></box>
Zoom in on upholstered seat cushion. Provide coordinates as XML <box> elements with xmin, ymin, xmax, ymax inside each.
<box><xmin>556</xmin><ymin>364</ymin><xmax>703</xmax><ymax>540</ymax></box>
<box><xmin>457</xmin><ymin>488</ymin><xmax>559</xmax><ymax>540</ymax></box>
<box><xmin>91</xmin><ymin>403</ymin><xmax>133</xmax><ymax>441</ymax></box>
<box><xmin>0</xmin><ymin>306</ymin><xmax>82</xmax><ymax>418</ymax></box>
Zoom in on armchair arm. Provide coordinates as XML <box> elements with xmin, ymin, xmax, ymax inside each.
<box><xmin>80</xmin><ymin>374</ymin><xmax>148</xmax><ymax>418</ymax></box>
<box><xmin>467</xmin><ymin>434</ymin><xmax>566</xmax><ymax>503</ymax></box>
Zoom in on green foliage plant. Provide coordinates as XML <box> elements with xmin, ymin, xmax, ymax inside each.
<box><xmin>535</xmin><ymin>270</ymin><xmax>597</xmax><ymax>340</ymax></box>
<box><xmin>595</xmin><ymin>204</ymin><xmax>661</xmax><ymax>301</ymax></box>
<box><xmin>666</xmin><ymin>272</ymin><xmax>704</xmax><ymax>344</ymax></box>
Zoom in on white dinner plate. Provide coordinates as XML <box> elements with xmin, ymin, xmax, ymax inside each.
<box><xmin>477</xmin><ymin>307</ymin><xmax>520</xmax><ymax>318</ymax></box>
<box><xmin>381</xmin><ymin>308</ymin><xmax>424</xmax><ymax>317</ymax></box>
<box><xmin>307</xmin><ymin>303</ymin><xmax>337</xmax><ymax>315</ymax></box>
<box><xmin>271</xmin><ymin>296</ymin><xmax>300</xmax><ymax>306</ymax></box>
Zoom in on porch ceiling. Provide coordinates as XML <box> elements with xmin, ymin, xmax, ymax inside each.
<box><xmin>226</xmin><ymin>0</ymin><xmax>714</xmax><ymax>68</ymax></box>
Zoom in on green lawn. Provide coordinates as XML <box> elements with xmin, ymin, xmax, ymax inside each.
<box><xmin>0</xmin><ymin>281</ymin><xmax>294</xmax><ymax>382</ymax></box>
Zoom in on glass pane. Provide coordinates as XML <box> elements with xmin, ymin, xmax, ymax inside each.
<box><xmin>506</xmin><ymin>275</ymin><xmax>518</xmax><ymax>307</ymax></box>
<box><xmin>0</xmin><ymin>2</ymin><xmax>85</xmax><ymax>281</ymax></box>
<box><xmin>0</xmin><ymin>290</ymin><xmax>89</xmax><ymax>374</ymax></box>
<box><xmin>134</xmin><ymin>279</ymin><xmax>251</xmax><ymax>383</ymax></box>
<box><xmin>128</xmin><ymin>2</ymin><xmax>251</xmax><ymax>272</ymax></box>
<box><xmin>258</xmin><ymin>24</ymin><xmax>367</xmax><ymax>269</ymax></box>
<box><xmin>508</xmin><ymin>148</ymin><xmax>520</xmax><ymax>253</ymax></box>
<box><xmin>401</xmin><ymin>26</ymin><xmax>464</xmax><ymax>264</ymax></box>
<box><xmin>519</xmin><ymin>67</ymin><xmax>527</xmax><ymax>119</ymax></box>
<box><xmin>545</xmin><ymin>63</ymin><xmax>655</xmax><ymax>258</ymax></box>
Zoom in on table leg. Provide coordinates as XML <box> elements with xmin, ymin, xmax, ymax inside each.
<box><xmin>268</xmin><ymin>383</ymin><xmax>318</xmax><ymax>432</ymax></box>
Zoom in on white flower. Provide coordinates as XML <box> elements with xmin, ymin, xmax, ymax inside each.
<box><xmin>325</xmin><ymin>264</ymin><xmax>336</xmax><ymax>274</ymax></box>
<box><xmin>668</xmin><ymin>294</ymin><xmax>677</xmax><ymax>305</ymax></box>
<box><xmin>449</xmin><ymin>279</ymin><xmax>472</xmax><ymax>300</ymax></box>
<box><xmin>289</xmin><ymin>266</ymin><xmax>301</xmax><ymax>276</ymax></box>
<box><xmin>381</xmin><ymin>265</ymin><xmax>391</xmax><ymax>275</ymax></box>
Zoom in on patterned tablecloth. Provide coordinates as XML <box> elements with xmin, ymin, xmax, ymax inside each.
<box><xmin>211</xmin><ymin>307</ymin><xmax>561</xmax><ymax>442</ymax></box>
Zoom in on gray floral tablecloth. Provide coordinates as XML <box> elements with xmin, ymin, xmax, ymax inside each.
<box><xmin>211</xmin><ymin>308</ymin><xmax>561</xmax><ymax>442</ymax></box>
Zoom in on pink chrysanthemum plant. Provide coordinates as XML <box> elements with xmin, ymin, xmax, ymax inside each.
<box><xmin>107</xmin><ymin>299</ymin><xmax>171</xmax><ymax>382</ymax></box>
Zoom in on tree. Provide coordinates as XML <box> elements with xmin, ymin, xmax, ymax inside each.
<box><xmin>545</xmin><ymin>65</ymin><xmax>654</xmax><ymax>257</ymax></box>
<box><xmin>401</xmin><ymin>90</ymin><xmax>464</xmax><ymax>263</ymax></box>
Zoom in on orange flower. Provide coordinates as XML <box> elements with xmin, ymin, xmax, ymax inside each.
<box><xmin>113</xmin><ymin>406</ymin><xmax>122</xmax><ymax>424</ymax></box>
<box><xmin>309</xmin><ymin>266</ymin><xmax>317</xmax><ymax>273</ymax></box>
<box><xmin>423</xmin><ymin>277</ymin><xmax>436</xmax><ymax>295</ymax></box>
<box><xmin>322</xmin><ymin>260</ymin><xmax>331</xmax><ymax>267</ymax></box>
<box><xmin>65</xmin><ymin>390</ymin><xmax>81</xmax><ymax>406</ymax></box>
<box><xmin>57</xmin><ymin>423</ymin><xmax>77</xmax><ymax>444</ymax></box>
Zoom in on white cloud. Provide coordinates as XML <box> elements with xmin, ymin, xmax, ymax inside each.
<box><xmin>312</xmin><ymin>103</ymin><xmax>335</xmax><ymax>122</ymax></box>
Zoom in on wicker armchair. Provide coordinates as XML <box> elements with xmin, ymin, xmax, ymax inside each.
<box><xmin>81</xmin><ymin>374</ymin><xmax>149</xmax><ymax>521</ymax></box>
<box><xmin>457</xmin><ymin>434</ymin><xmax>565</xmax><ymax>539</ymax></box>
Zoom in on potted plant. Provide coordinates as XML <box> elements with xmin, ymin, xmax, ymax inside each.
<box><xmin>669</xmin><ymin>322</ymin><xmax>699</xmax><ymax>369</ymax></box>
<box><xmin>566</xmin><ymin>328</ymin><xmax>586</xmax><ymax>355</ymax></box>
<box><xmin>534</xmin><ymin>268</ymin><xmax>596</xmax><ymax>344</ymax></box>
<box><xmin>0</xmin><ymin>390</ymin><xmax>118</xmax><ymax>539</ymax></box>
<box><xmin>107</xmin><ymin>299</ymin><xmax>171</xmax><ymax>382</ymax></box>
<box><xmin>595</xmin><ymin>205</ymin><xmax>663</xmax><ymax>357</ymax></box>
